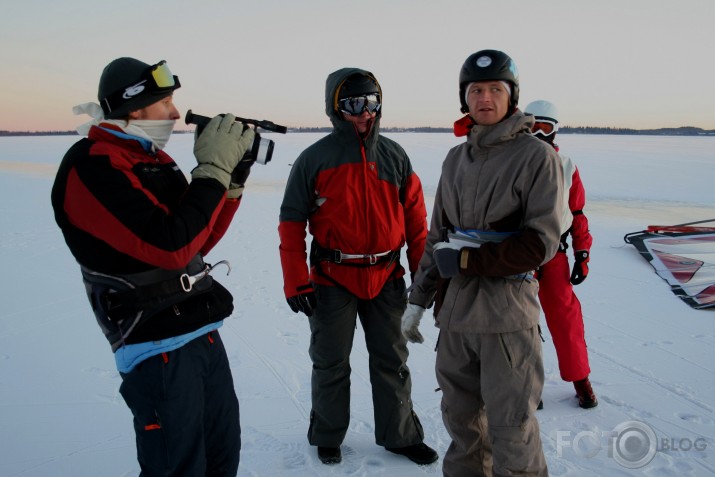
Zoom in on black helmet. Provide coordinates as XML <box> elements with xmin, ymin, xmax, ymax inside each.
<box><xmin>458</xmin><ymin>49</ymin><xmax>519</xmax><ymax>114</ymax></box>
<box><xmin>98</xmin><ymin>57</ymin><xmax>181</xmax><ymax>119</ymax></box>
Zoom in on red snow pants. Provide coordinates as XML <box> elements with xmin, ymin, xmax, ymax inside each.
<box><xmin>537</xmin><ymin>250</ymin><xmax>591</xmax><ymax>382</ymax></box>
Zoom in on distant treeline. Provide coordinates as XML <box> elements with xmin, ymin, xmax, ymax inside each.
<box><xmin>294</xmin><ymin>126</ymin><xmax>715</xmax><ymax>136</ymax></box>
<box><xmin>560</xmin><ymin>126</ymin><xmax>715</xmax><ymax>136</ymax></box>
<box><xmin>2</xmin><ymin>126</ymin><xmax>715</xmax><ymax>136</ymax></box>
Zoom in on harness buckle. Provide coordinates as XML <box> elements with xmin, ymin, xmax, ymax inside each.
<box><xmin>179</xmin><ymin>260</ymin><xmax>232</xmax><ymax>292</ymax></box>
<box><xmin>180</xmin><ymin>273</ymin><xmax>193</xmax><ymax>292</ymax></box>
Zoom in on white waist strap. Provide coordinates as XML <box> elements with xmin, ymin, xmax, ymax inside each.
<box><xmin>337</xmin><ymin>249</ymin><xmax>392</xmax><ymax>264</ymax></box>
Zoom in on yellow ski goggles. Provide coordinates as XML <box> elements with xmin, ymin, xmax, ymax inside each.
<box><xmin>147</xmin><ymin>60</ymin><xmax>179</xmax><ymax>90</ymax></box>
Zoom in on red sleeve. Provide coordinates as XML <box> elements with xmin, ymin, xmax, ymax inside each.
<box><xmin>278</xmin><ymin>220</ymin><xmax>311</xmax><ymax>297</ymax></box>
<box><xmin>569</xmin><ymin>167</ymin><xmax>593</xmax><ymax>252</ymax></box>
<box><xmin>402</xmin><ymin>173</ymin><xmax>428</xmax><ymax>274</ymax></box>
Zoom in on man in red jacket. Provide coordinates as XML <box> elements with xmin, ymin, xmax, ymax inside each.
<box><xmin>52</xmin><ymin>57</ymin><xmax>256</xmax><ymax>476</ymax></box>
<box><xmin>524</xmin><ymin>100</ymin><xmax>598</xmax><ymax>409</ymax></box>
<box><xmin>278</xmin><ymin>68</ymin><xmax>437</xmax><ymax>466</ymax></box>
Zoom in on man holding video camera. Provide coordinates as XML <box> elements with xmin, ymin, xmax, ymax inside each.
<box><xmin>51</xmin><ymin>57</ymin><xmax>256</xmax><ymax>476</ymax></box>
<box><xmin>278</xmin><ymin>68</ymin><xmax>438</xmax><ymax>466</ymax></box>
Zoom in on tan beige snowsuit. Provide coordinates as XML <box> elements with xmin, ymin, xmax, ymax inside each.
<box><xmin>409</xmin><ymin>111</ymin><xmax>563</xmax><ymax>476</ymax></box>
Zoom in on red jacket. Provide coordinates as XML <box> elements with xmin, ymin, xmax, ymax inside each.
<box><xmin>568</xmin><ymin>166</ymin><xmax>592</xmax><ymax>252</ymax></box>
<box><xmin>558</xmin><ymin>150</ymin><xmax>592</xmax><ymax>253</ymax></box>
<box><xmin>278</xmin><ymin>68</ymin><xmax>427</xmax><ymax>300</ymax></box>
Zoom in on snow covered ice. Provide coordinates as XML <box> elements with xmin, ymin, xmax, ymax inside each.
<box><xmin>1</xmin><ymin>132</ymin><xmax>714</xmax><ymax>476</ymax></box>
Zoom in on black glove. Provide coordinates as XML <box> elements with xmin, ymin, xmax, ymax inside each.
<box><xmin>570</xmin><ymin>250</ymin><xmax>589</xmax><ymax>285</ymax></box>
<box><xmin>433</xmin><ymin>242</ymin><xmax>462</xmax><ymax>278</ymax></box>
<box><xmin>231</xmin><ymin>153</ymin><xmax>255</xmax><ymax>187</ymax></box>
<box><xmin>226</xmin><ymin>145</ymin><xmax>257</xmax><ymax>199</ymax></box>
<box><xmin>286</xmin><ymin>285</ymin><xmax>317</xmax><ymax>317</ymax></box>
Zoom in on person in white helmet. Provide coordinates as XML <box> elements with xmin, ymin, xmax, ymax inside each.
<box><xmin>524</xmin><ymin>99</ymin><xmax>598</xmax><ymax>409</ymax></box>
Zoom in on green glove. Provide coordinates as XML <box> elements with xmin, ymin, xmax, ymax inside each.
<box><xmin>191</xmin><ymin>114</ymin><xmax>255</xmax><ymax>189</ymax></box>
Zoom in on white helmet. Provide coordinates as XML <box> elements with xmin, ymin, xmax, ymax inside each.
<box><xmin>524</xmin><ymin>100</ymin><xmax>559</xmax><ymax>136</ymax></box>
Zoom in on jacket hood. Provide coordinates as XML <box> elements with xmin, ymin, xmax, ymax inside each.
<box><xmin>325</xmin><ymin>67</ymin><xmax>382</xmax><ymax>137</ymax></box>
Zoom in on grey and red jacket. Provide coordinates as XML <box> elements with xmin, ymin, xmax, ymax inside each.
<box><xmin>278</xmin><ymin>67</ymin><xmax>428</xmax><ymax>300</ymax></box>
<box><xmin>409</xmin><ymin>111</ymin><xmax>564</xmax><ymax>333</ymax></box>
<box><xmin>51</xmin><ymin>124</ymin><xmax>238</xmax><ymax>345</ymax></box>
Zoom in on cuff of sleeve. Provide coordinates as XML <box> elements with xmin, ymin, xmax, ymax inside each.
<box><xmin>226</xmin><ymin>183</ymin><xmax>245</xmax><ymax>199</ymax></box>
<box><xmin>191</xmin><ymin>163</ymin><xmax>231</xmax><ymax>189</ymax></box>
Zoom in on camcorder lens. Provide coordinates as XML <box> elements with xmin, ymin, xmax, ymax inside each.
<box><xmin>254</xmin><ymin>136</ymin><xmax>274</xmax><ymax>165</ymax></box>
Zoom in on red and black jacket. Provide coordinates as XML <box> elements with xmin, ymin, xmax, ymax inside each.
<box><xmin>51</xmin><ymin>125</ymin><xmax>238</xmax><ymax>344</ymax></box>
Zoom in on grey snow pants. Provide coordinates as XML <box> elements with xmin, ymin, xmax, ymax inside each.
<box><xmin>307</xmin><ymin>279</ymin><xmax>425</xmax><ymax>448</ymax></box>
<box><xmin>436</xmin><ymin>327</ymin><xmax>547</xmax><ymax>477</ymax></box>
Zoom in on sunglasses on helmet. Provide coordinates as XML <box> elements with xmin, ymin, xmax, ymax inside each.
<box><xmin>101</xmin><ymin>61</ymin><xmax>180</xmax><ymax>115</ymax></box>
<box><xmin>530</xmin><ymin>118</ymin><xmax>557</xmax><ymax>137</ymax></box>
<box><xmin>338</xmin><ymin>94</ymin><xmax>381</xmax><ymax>116</ymax></box>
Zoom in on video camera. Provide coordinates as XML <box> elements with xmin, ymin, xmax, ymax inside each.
<box><xmin>185</xmin><ymin>110</ymin><xmax>288</xmax><ymax>165</ymax></box>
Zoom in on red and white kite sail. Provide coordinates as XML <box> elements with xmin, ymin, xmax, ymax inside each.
<box><xmin>624</xmin><ymin>221</ymin><xmax>715</xmax><ymax>310</ymax></box>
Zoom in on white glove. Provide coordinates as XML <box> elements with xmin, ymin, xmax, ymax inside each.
<box><xmin>401</xmin><ymin>303</ymin><xmax>426</xmax><ymax>343</ymax></box>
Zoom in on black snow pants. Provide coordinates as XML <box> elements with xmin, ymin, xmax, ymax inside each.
<box><xmin>119</xmin><ymin>331</ymin><xmax>240</xmax><ymax>477</ymax></box>
<box><xmin>307</xmin><ymin>278</ymin><xmax>425</xmax><ymax>448</ymax></box>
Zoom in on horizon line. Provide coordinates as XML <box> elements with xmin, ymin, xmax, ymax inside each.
<box><xmin>2</xmin><ymin>125</ymin><xmax>715</xmax><ymax>136</ymax></box>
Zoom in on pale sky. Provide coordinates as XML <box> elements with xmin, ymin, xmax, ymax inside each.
<box><xmin>2</xmin><ymin>0</ymin><xmax>714</xmax><ymax>132</ymax></box>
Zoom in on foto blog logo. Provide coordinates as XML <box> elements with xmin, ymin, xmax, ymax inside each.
<box><xmin>556</xmin><ymin>420</ymin><xmax>707</xmax><ymax>469</ymax></box>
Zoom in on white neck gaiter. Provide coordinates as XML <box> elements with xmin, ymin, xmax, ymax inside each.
<box><xmin>73</xmin><ymin>102</ymin><xmax>175</xmax><ymax>151</ymax></box>
<box><xmin>126</xmin><ymin>120</ymin><xmax>176</xmax><ymax>151</ymax></box>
